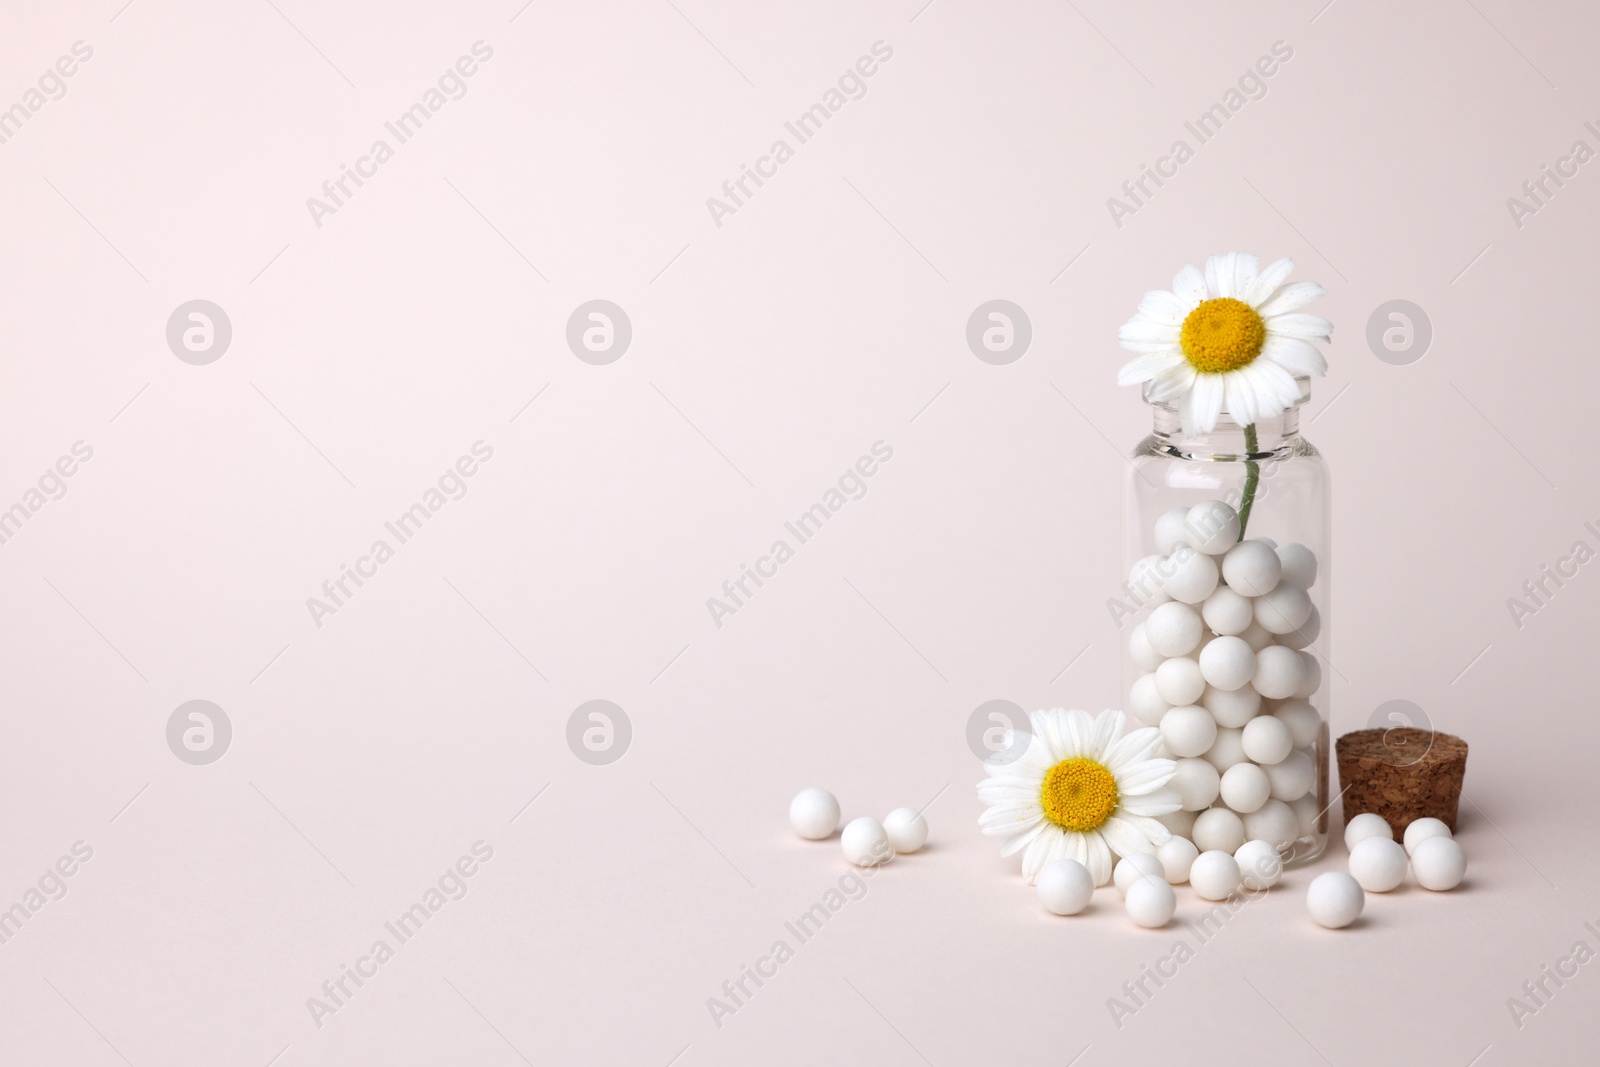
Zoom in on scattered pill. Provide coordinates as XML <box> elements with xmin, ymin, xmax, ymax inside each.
<box><xmin>789</xmin><ymin>788</ymin><xmax>840</xmax><ymax>840</ymax></box>
<box><xmin>1307</xmin><ymin>871</ymin><xmax>1364</xmax><ymax>928</ymax></box>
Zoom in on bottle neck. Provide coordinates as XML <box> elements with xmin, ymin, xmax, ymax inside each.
<box><xmin>1147</xmin><ymin>405</ymin><xmax>1302</xmax><ymax>461</ymax></box>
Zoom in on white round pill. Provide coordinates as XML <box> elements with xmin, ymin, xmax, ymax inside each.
<box><xmin>1278</xmin><ymin>604</ymin><xmax>1322</xmax><ymax>649</ymax></box>
<box><xmin>1251</xmin><ymin>645</ymin><xmax>1305</xmax><ymax>700</ymax></box>
<box><xmin>1155</xmin><ymin>836</ymin><xmax>1199</xmax><ymax>884</ymax></box>
<box><xmin>883</xmin><ymin>808</ymin><xmax>928</xmax><ymax>853</ymax></box>
<box><xmin>1183</xmin><ymin>500</ymin><xmax>1241</xmax><ymax>554</ymax></box>
<box><xmin>1402</xmin><ymin>817</ymin><xmax>1452</xmax><ymax>856</ymax></box>
<box><xmin>1156</xmin><ymin>809</ymin><xmax>1197</xmax><ymax>839</ymax></box>
<box><xmin>1241</xmin><ymin>715</ymin><xmax>1294</xmax><ymax>765</ymax></box>
<box><xmin>1037</xmin><ymin>859</ymin><xmax>1096</xmax><ymax>915</ymax></box>
<box><xmin>1219</xmin><ymin>763</ymin><xmax>1271</xmax><ymax>813</ymax></box>
<box><xmin>1348</xmin><ymin>837</ymin><xmax>1407</xmax><ymax>893</ymax></box>
<box><xmin>1238</xmin><ymin>620</ymin><xmax>1274</xmax><ymax>651</ymax></box>
<box><xmin>1264</xmin><ymin>750</ymin><xmax>1316</xmax><ymax>801</ymax></box>
<box><xmin>1242</xmin><ymin>799</ymin><xmax>1300</xmax><ymax>848</ymax></box>
<box><xmin>840</xmin><ymin>817</ymin><xmax>892</xmax><ymax>866</ymax></box>
<box><xmin>1343</xmin><ymin>812</ymin><xmax>1393</xmax><ymax>851</ymax></box>
<box><xmin>1200</xmin><ymin>584</ymin><xmax>1255</xmax><ymax>637</ymax></box>
<box><xmin>1411</xmin><ymin>836</ymin><xmax>1467</xmax><ymax>891</ymax></box>
<box><xmin>1190</xmin><ymin>850</ymin><xmax>1242</xmax><ymax>900</ymax></box>
<box><xmin>1154</xmin><ymin>507</ymin><xmax>1191</xmax><ymax>555</ymax></box>
<box><xmin>1125</xmin><ymin>877</ymin><xmax>1177</xmax><ymax>928</ymax></box>
<box><xmin>1202</xmin><ymin>685</ymin><xmax>1260</xmax><ymax>730</ymax></box>
<box><xmin>1292</xmin><ymin>651</ymin><xmax>1322</xmax><ymax>699</ymax></box>
<box><xmin>1113</xmin><ymin>852</ymin><xmax>1167</xmax><ymax>897</ymax></box>
<box><xmin>1222</xmin><ymin>539</ymin><xmax>1282</xmax><ymax>596</ymax></box>
<box><xmin>1155</xmin><ymin>657</ymin><xmax>1206</xmax><ymax>707</ymax></box>
<box><xmin>1145</xmin><ymin>602</ymin><xmax>1203</xmax><ymax>658</ymax></box>
<box><xmin>1127</xmin><ymin>623</ymin><xmax>1163</xmax><ymax>671</ymax></box>
<box><xmin>1290</xmin><ymin>793</ymin><xmax>1321</xmax><ymax>836</ymax></box>
<box><xmin>1271</xmin><ymin>700</ymin><xmax>1322</xmax><ymax>748</ymax></box>
<box><xmin>1276</xmin><ymin>542</ymin><xmax>1317</xmax><ymax>589</ymax></box>
<box><xmin>1235</xmin><ymin>839</ymin><xmax>1283</xmax><ymax>890</ymax></box>
<box><xmin>1203</xmin><ymin>727</ymin><xmax>1248</xmax><ymax>772</ymax></box>
<box><xmin>1306</xmin><ymin>871</ymin><xmax>1364</xmax><ymax>928</ymax></box>
<box><xmin>1256</xmin><ymin>582</ymin><xmax>1313</xmax><ymax>635</ymax></box>
<box><xmin>1198</xmin><ymin>636</ymin><xmax>1257</xmax><ymax>692</ymax></box>
<box><xmin>1165</xmin><ymin>548</ymin><xmax>1220</xmax><ymax>604</ymax></box>
<box><xmin>1128</xmin><ymin>554</ymin><xmax>1170</xmax><ymax>602</ymax></box>
<box><xmin>1160</xmin><ymin>705</ymin><xmax>1217</xmax><ymax>758</ymax></box>
<box><xmin>789</xmin><ymin>788</ymin><xmax>840</xmax><ymax>840</ymax></box>
<box><xmin>1171</xmin><ymin>757</ymin><xmax>1221</xmax><ymax>811</ymax></box>
<box><xmin>1128</xmin><ymin>673</ymin><xmax>1170</xmax><ymax>727</ymax></box>
<box><xmin>1192</xmin><ymin>807</ymin><xmax>1246</xmax><ymax>854</ymax></box>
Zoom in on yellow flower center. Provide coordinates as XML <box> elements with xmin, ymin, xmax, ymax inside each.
<box><xmin>1180</xmin><ymin>297</ymin><xmax>1266</xmax><ymax>373</ymax></box>
<box><xmin>1039</xmin><ymin>757</ymin><xmax>1119</xmax><ymax>833</ymax></box>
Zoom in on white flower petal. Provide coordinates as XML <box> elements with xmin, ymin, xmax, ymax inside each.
<box><xmin>1022</xmin><ymin>827</ymin><xmax>1064</xmax><ymax>883</ymax></box>
<box><xmin>1102</xmin><ymin>727</ymin><xmax>1162</xmax><ymax>775</ymax></box>
<box><xmin>1089</xmin><ymin>709</ymin><xmax>1123</xmax><ymax>761</ymax></box>
<box><xmin>1114</xmin><ymin>757</ymin><xmax>1178</xmax><ymax>796</ymax></box>
<box><xmin>1224</xmin><ymin>369</ymin><xmax>1262</xmax><ymax>427</ymax></box>
<box><xmin>1099</xmin><ymin>815</ymin><xmax>1155</xmax><ymax>859</ymax></box>
<box><xmin>1257</xmin><ymin>280</ymin><xmax>1326</xmax><ymax>318</ymax></box>
<box><xmin>1119</xmin><ymin>320</ymin><xmax>1183</xmax><ymax>346</ymax></box>
<box><xmin>997</xmin><ymin>819</ymin><xmax>1050</xmax><ymax>856</ymax></box>
<box><xmin>1182</xmin><ymin>373</ymin><xmax>1225</xmax><ymax>434</ymax></box>
<box><xmin>1206</xmin><ymin>253</ymin><xmax>1244</xmax><ymax>299</ymax></box>
<box><xmin>1261</xmin><ymin>335</ymin><xmax>1328</xmax><ymax>379</ymax></box>
<box><xmin>1120</xmin><ymin>788</ymin><xmax>1183</xmax><ymax>817</ymax></box>
<box><xmin>1117</xmin><ymin>350</ymin><xmax>1184</xmax><ymax>386</ymax></box>
<box><xmin>1264</xmin><ymin>313</ymin><xmax>1332</xmax><ymax>342</ymax></box>
<box><xmin>1065</xmin><ymin>831</ymin><xmax>1089</xmax><ymax>868</ymax></box>
<box><xmin>1116</xmin><ymin>811</ymin><xmax>1177</xmax><ymax>845</ymax></box>
<box><xmin>1085</xmin><ymin>831</ymin><xmax>1114</xmax><ymax>886</ymax></box>
<box><xmin>1063</xmin><ymin>709</ymin><xmax>1096</xmax><ymax>759</ymax></box>
<box><xmin>1173</xmin><ymin>264</ymin><xmax>1209</xmax><ymax>306</ymax></box>
<box><xmin>1148</xmin><ymin>361</ymin><xmax>1196</xmax><ymax>402</ymax></box>
<box><xmin>1246</xmin><ymin>257</ymin><xmax>1295</xmax><ymax>306</ymax></box>
<box><xmin>1231</xmin><ymin>253</ymin><xmax>1260</xmax><ymax>301</ymax></box>
<box><xmin>1247</xmin><ymin>359</ymin><xmax>1304</xmax><ymax>413</ymax></box>
<box><xmin>1136</xmin><ymin>289</ymin><xmax>1191</xmax><ymax>326</ymax></box>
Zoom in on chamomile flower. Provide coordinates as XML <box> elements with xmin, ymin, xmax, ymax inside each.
<box><xmin>977</xmin><ymin>708</ymin><xmax>1180</xmax><ymax>886</ymax></box>
<box><xmin>1116</xmin><ymin>253</ymin><xmax>1332</xmax><ymax>434</ymax></box>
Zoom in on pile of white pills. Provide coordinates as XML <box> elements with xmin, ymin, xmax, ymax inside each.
<box><xmin>1342</xmin><ymin>813</ymin><xmax>1466</xmax><ymax>895</ymax></box>
<box><xmin>1303</xmin><ymin>814</ymin><xmax>1467</xmax><ymax>928</ymax></box>
<box><xmin>1127</xmin><ymin>500</ymin><xmax>1325</xmax><ymax>868</ymax></box>
<box><xmin>1035</xmin><ymin>835</ymin><xmax>1288</xmax><ymax>928</ymax></box>
<box><xmin>788</xmin><ymin>788</ymin><xmax>929</xmax><ymax>867</ymax></box>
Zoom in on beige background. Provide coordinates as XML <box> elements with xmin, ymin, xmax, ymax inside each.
<box><xmin>1</xmin><ymin>0</ymin><xmax>1596</xmax><ymax>1063</ymax></box>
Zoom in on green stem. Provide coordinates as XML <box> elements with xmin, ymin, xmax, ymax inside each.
<box><xmin>1238</xmin><ymin>423</ymin><xmax>1260</xmax><ymax>537</ymax></box>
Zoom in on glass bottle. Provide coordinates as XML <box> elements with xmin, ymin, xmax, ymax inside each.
<box><xmin>1120</xmin><ymin>378</ymin><xmax>1330</xmax><ymax>867</ymax></box>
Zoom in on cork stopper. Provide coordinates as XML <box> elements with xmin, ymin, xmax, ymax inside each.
<box><xmin>1335</xmin><ymin>728</ymin><xmax>1468</xmax><ymax>833</ymax></box>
